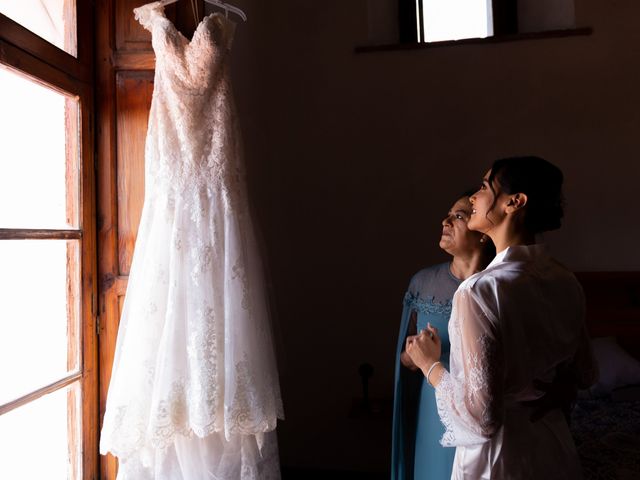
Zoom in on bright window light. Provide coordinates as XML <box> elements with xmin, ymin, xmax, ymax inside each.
<box><xmin>0</xmin><ymin>0</ymin><xmax>77</xmax><ymax>56</ymax></box>
<box><xmin>422</xmin><ymin>0</ymin><xmax>493</xmax><ymax>42</ymax></box>
<box><xmin>0</xmin><ymin>64</ymin><xmax>81</xmax><ymax>479</ymax></box>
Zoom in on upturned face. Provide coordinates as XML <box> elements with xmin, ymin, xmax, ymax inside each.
<box><xmin>439</xmin><ymin>196</ymin><xmax>484</xmax><ymax>257</ymax></box>
<box><xmin>468</xmin><ymin>170</ymin><xmax>502</xmax><ymax>234</ymax></box>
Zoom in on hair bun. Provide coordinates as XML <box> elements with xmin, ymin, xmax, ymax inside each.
<box><xmin>489</xmin><ymin>156</ymin><xmax>564</xmax><ymax>234</ymax></box>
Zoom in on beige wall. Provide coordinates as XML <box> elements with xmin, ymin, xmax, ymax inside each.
<box><xmin>229</xmin><ymin>0</ymin><xmax>640</xmax><ymax>473</ymax></box>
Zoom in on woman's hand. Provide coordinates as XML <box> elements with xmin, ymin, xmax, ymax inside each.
<box><xmin>400</xmin><ymin>350</ymin><xmax>419</xmax><ymax>371</ymax></box>
<box><xmin>400</xmin><ymin>309</ymin><xmax>420</xmax><ymax>371</ymax></box>
<box><xmin>405</xmin><ymin>323</ymin><xmax>442</xmax><ymax>373</ymax></box>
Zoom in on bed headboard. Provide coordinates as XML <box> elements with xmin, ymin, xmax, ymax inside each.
<box><xmin>575</xmin><ymin>272</ymin><xmax>640</xmax><ymax>360</ymax></box>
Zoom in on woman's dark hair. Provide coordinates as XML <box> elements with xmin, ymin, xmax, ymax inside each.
<box><xmin>488</xmin><ymin>156</ymin><xmax>564</xmax><ymax>234</ymax></box>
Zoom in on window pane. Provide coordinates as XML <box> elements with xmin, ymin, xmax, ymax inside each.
<box><xmin>0</xmin><ymin>65</ymin><xmax>79</xmax><ymax>229</ymax></box>
<box><xmin>0</xmin><ymin>0</ymin><xmax>77</xmax><ymax>56</ymax></box>
<box><xmin>0</xmin><ymin>240</ymin><xmax>79</xmax><ymax>404</ymax></box>
<box><xmin>423</xmin><ymin>0</ymin><xmax>493</xmax><ymax>42</ymax></box>
<box><xmin>0</xmin><ymin>382</ymin><xmax>80</xmax><ymax>479</ymax></box>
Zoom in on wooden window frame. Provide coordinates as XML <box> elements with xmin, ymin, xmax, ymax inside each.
<box><xmin>0</xmin><ymin>2</ymin><xmax>98</xmax><ymax>479</ymax></box>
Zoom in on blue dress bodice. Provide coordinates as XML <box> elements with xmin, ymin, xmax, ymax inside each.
<box><xmin>403</xmin><ymin>292</ymin><xmax>452</xmax><ymax>367</ymax></box>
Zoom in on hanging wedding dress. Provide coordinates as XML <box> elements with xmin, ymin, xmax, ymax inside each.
<box><xmin>100</xmin><ymin>2</ymin><xmax>283</xmax><ymax>478</ymax></box>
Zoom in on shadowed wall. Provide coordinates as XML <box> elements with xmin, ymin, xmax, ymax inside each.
<box><xmin>229</xmin><ymin>0</ymin><xmax>640</xmax><ymax>474</ymax></box>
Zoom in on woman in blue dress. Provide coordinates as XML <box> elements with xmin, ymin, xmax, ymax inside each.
<box><xmin>391</xmin><ymin>195</ymin><xmax>494</xmax><ymax>480</ymax></box>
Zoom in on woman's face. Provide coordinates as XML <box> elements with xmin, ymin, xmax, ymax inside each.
<box><xmin>468</xmin><ymin>170</ymin><xmax>500</xmax><ymax>233</ymax></box>
<box><xmin>439</xmin><ymin>196</ymin><xmax>484</xmax><ymax>257</ymax></box>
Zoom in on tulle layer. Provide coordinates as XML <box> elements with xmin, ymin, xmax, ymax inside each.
<box><xmin>101</xmin><ymin>188</ymin><xmax>283</xmax><ymax>460</ymax></box>
<box><xmin>116</xmin><ymin>431</ymin><xmax>281</xmax><ymax>480</ymax></box>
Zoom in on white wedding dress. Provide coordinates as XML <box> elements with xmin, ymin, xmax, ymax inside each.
<box><xmin>100</xmin><ymin>2</ymin><xmax>283</xmax><ymax>478</ymax></box>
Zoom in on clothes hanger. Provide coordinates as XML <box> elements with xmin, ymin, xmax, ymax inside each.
<box><xmin>159</xmin><ymin>0</ymin><xmax>247</xmax><ymax>22</ymax></box>
<box><xmin>204</xmin><ymin>0</ymin><xmax>247</xmax><ymax>22</ymax></box>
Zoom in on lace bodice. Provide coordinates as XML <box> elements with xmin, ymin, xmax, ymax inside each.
<box><xmin>133</xmin><ymin>2</ymin><xmax>242</xmax><ymax>203</ymax></box>
<box><xmin>134</xmin><ymin>2</ymin><xmax>235</xmax><ymax>83</ymax></box>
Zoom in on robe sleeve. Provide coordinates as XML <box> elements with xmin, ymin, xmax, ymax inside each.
<box><xmin>434</xmin><ymin>286</ymin><xmax>503</xmax><ymax>447</ymax></box>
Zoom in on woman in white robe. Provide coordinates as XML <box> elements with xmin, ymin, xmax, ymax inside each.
<box><xmin>406</xmin><ymin>156</ymin><xmax>597</xmax><ymax>479</ymax></box>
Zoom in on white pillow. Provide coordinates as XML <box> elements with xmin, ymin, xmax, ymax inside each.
<box><xmin>590</xmin><ymin>336</ymin><xmax>640</xmax><ymax>396</ymax></box>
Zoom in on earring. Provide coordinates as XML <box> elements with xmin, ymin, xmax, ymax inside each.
<box><xmin>480</xmin><ymin>235</ymin><xmax>487</xmax><ymax>244</ymax></box>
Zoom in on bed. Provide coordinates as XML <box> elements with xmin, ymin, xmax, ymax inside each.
<box><xmin>572</xmin><ymin>272</ymin><xmax>640</xmax><ymax>479</ymax></box>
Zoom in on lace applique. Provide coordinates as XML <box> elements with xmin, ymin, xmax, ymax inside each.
<box><xmin>434</xmin><ymin>288</ymin><xmax>500</xmax><ymax>447</ymax></box>
<box><xmin>435</xmin><ymin>371</ymin><xmax>457</xmax><ymax>446</ymax></box>
<box><xmin>149</xmin><ymin>381</ymin><xmax>190</xmax><ymax>448</ymax></box>
<box><xmin>466</xmin><ymin>333</ymin><xmax>491</xmax><ymax>408</ymax></box>
<box><xmin>232</xmin><ymin>259</ymin><xmax>251</xmax><ymax>312</ymax></box>
<box><xmin>404</xmin><ymin>291</ymin><xmax>453</xmax><ymax>315</ymax></box>
<box><xmin>226</xmin><ymin>354</ymin><xmax>280</xmax><ymax>435</ymax></box>
<box><xmin>187</xmin><ymin>306</ymin><xmax>222</xmax><ymax>434</ymax></box>
<box><xmin>173</xmin><ymin>231</ymin><xmax>183</xmax><ymax>251</ymax></box>
<box><xmin>190</xmin><ymin>240</ymin><xmax>214</xmax><ymax>286</ymax></box>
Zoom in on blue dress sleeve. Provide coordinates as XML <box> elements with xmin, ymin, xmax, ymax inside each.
<box><xmin>391</xmin><ymin>292</ymin><xmax>422</xmax><ymax>480</ymax></box>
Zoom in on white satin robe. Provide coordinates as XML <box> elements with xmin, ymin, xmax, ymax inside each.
<box><xmin>434</xmin><ymin>244</ymin><xmax>597</xmax><ymax>479</ymax></box>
